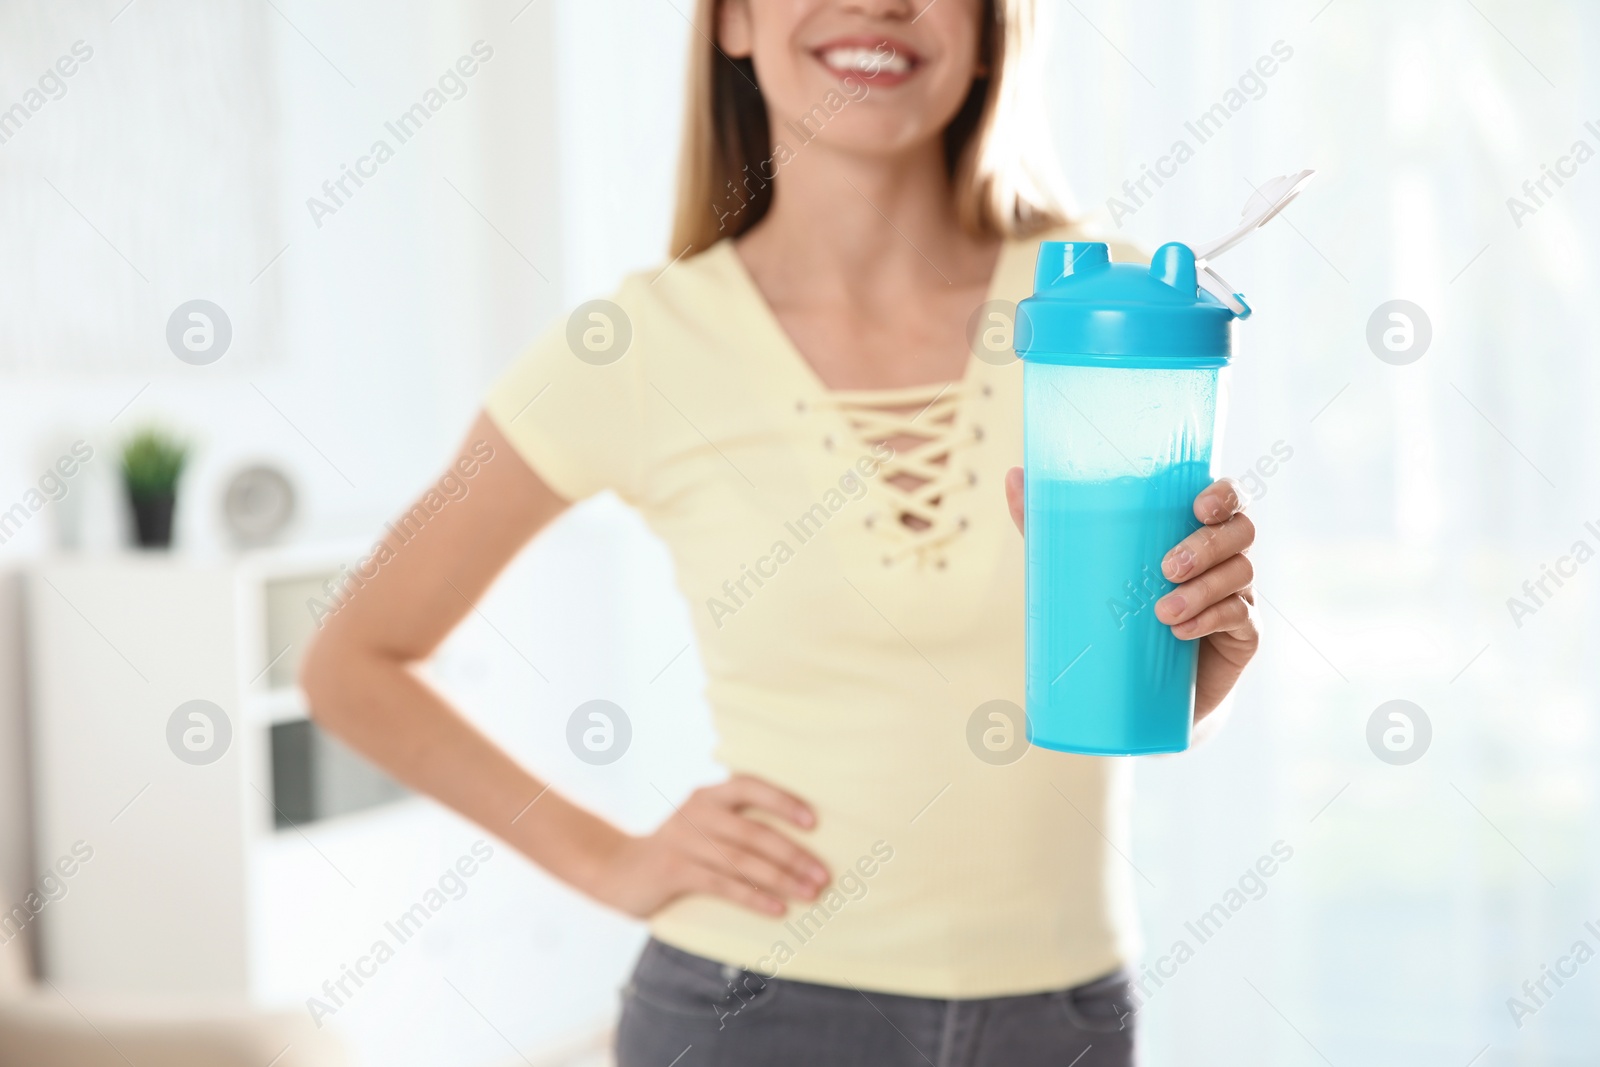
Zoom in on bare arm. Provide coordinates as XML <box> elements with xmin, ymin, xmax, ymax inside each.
<box><xmin>301</xmin><ymin>412</ymin><xmax>829</xmax><ymax>917</ymax></box>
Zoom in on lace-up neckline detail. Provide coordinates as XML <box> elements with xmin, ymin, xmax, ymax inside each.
<box><xmin>815</xmin><ymin>379</ymin><xmax>978</xmax><ymax>567</ymax></box>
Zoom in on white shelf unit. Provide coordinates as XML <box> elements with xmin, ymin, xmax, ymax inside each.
<box><xmin>22</xmin><ymin>517</ymin><xmax>678</xmax><ymax>1065</ymax></box>
<box><xmin>24</xmin><ymin>545</ymin><xmax>370</xmax><ymax>998</ymax></box>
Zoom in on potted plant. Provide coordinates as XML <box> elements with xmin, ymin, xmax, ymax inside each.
<box><xmin>121</xmin><ymin>428</ymin><xmax>189</xmax><ymax>549</ymax></box>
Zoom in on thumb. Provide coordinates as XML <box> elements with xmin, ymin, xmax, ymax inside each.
<box><xmin>1004</xmin><ymin>467</ymin><xmax>1024</xmax><ymax>534</ymax></box>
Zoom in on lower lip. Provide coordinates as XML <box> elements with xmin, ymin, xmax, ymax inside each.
<box><xmin>816</xmin><ymin>55</ymin><xmax>917</xmax><ymax>88</ymax></box>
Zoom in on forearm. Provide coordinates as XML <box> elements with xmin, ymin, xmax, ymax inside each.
<box><xmin>302</xmin><ymin>640</ymin><xmax>623</xmax><ymax>891</ymax></box>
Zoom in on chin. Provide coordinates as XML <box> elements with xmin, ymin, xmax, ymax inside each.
<box><xmin>771</xmin><ymin>104</ymin><xmax>945</xmax><ymax>159</ymax></box>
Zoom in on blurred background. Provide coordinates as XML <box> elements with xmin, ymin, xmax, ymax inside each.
<box><xmin>0</xmin><ymin>1</ymin><xmax>1596</xmax><ymax>1065</ymax></box>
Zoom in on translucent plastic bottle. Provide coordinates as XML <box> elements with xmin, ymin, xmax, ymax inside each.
<box><xmin>1016</xmin><ymin>241</ymin><xmax>1238</xmax><ymax>755</ymax></box>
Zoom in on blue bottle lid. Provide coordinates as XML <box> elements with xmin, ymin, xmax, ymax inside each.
<box><xmin>1015</xmin><ymin>242</ymin><xmax>1243</xmax><ymax>368</ymax></box>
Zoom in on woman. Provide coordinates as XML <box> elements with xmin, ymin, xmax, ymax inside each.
<box><xmin>301</xmin><ymin>0</ymin><xmax>1259</xmax><ymax>1063</ymax></box>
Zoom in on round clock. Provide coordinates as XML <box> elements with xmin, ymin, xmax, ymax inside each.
<box><xmin>221</xmin><ymin>464</ymin><xmax>296</xmax><ymax>548</ymax></box>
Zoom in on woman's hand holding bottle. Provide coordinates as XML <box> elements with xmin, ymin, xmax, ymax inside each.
<box><xmin>1005</xmin><ymin>469</ymin><xmax>1259</xmax><ymax>723</ymax></box>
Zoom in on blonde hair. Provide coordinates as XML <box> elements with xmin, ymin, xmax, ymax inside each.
<box><xmin>669</xmin><ymin>0</ymin><xmax>1071</xmax><ymax>257</ymax></box>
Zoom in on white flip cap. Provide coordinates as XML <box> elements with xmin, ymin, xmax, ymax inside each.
<box><xmin>1191</xmin><ymin>169</ymin><xmax>1316</xmax><ymax>318</ymax></box>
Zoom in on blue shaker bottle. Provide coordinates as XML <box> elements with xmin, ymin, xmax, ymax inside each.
<box><xmin>1015</xmin><ymin>241</ymin><xmax>1242</xmax><ymax>755</ymax></box>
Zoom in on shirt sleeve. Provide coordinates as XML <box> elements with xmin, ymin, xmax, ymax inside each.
<box><xmin>483</xmin><ymin>278</ymin><xmax>648</xmax><ymax>503</ymax></box>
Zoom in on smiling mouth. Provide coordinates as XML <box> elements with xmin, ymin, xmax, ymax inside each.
<box><xmin>814</xmin><ymin>41</ymin><xmax>918</xmax><ymax>81</ymax></box>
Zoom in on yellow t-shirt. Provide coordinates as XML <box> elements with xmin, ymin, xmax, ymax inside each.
<box><xmin>486</xmin><ymin>229</ymin><xmax>1145</xmax><ymax>999</ymax></box>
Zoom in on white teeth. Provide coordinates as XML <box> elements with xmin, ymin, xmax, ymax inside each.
<box><xmin>819</xmin><ymin>47</ymin><xmax>910</xmax><ymax>76</ymax></box>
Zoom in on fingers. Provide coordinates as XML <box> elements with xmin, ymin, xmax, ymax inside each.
<box><xmin>683</xmin><ymin>828</ymin><xmax>820</xmax><ymax>904</ymax></box>
<box><xmin>1193</xmin><ymin>478</ymin><xmax>1245</xmax><ymax>525</ymax></box>
<box><xmin>1005</xmin><ymin>467</ymin><xmax>1024</xmax><ymax>533</ymax></box>
<box><xmin>660</xmin><ymin>811</ymin><xmax>798</xmax><ymax>915</ymax></box>
<box><xmin>703</xmin><ymin>804</ymin><xmax>829</xmax><ymax>887</ymax></box>
<box><xmin>1163</xmin><ymin>477</ymin><xmax>1261</xmax><ymax>647</ymax></box>
<box><xmin>682</xmin><ymin>861</ymin><xmax>786</xmax><ymax>917</ymax></box>
<box><xmin>1163</xmin><ymin>511</ymin><xmax>1255</xmax><ymax>582</ymax></box>
<box><xmin>1169</xmin><ymin>592</ymin><xmax>1258</xmax><ymax>642</ymax></box>
<box><xmin>1157</xmin><ymin>554</ymin><xmax>1254</xmax><ymax>628</ymax></box>
<box><xmin>670</xmin><ymin>775</ymin><xmax>831</xmax><ymax>914</ymax></box>
<box><xmin>709</xmin><ymin>774</ymin><xmax>816</xmax><ymax>829</ymax></box>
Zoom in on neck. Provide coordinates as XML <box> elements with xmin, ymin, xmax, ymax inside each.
<box><xmin>737</xmin><ymin>137</ymin><xmax>995</xmax><ymax>298</ymax></box>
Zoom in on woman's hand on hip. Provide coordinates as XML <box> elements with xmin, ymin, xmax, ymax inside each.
<box><xmin>1004</xmin><ymin>469</ymin><xmax>1259</xmax><ymax>723</ymax></box>
<box><xmin>580</xmin><ymin>774</ymin><xmax>830</xmax><ymax>919</ymax></box>
<box><xmin>1157</xmin><ymin>479</ymin><xmax>1259</xmax><ymax>721</ymax></box>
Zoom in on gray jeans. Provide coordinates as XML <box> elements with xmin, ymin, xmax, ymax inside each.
<box><xmin>616</xmin><ymin>939</ymin><xmax>1136</xmax><ymax>1067</ymax></box>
